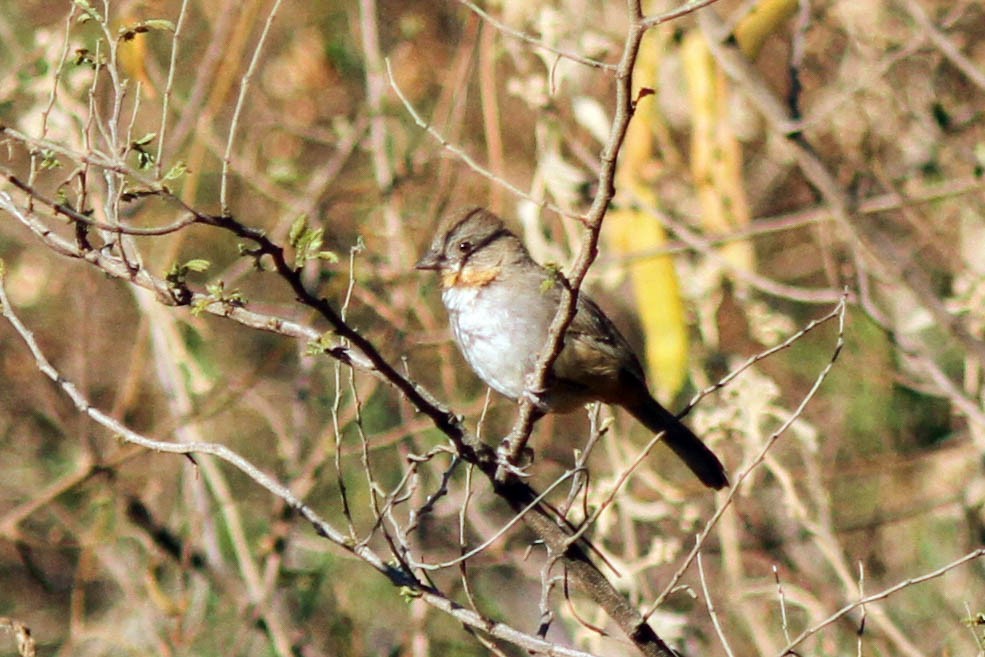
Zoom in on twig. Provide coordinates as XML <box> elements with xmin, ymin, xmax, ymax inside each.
<box><xmin>901</xmin><ymin>0</ymin><xmax>985</xmax><ymax>93</ymax></box>
<box><xmin>385</xmin><ymin>59</ymin><xmax>565</xmax><ymax>217</ymax></box>
<box><xmin>457</xmin><ymin>0</ymin><xmax>616</xmax><ymax>71</ymax></box>
<box><xmin>641</xmin><ymin>0</ymin><xmax>725</xmax><ymax>27</ymax></box>
<box><xmin>411</xmin><ymin>470</ymin><xmax>576</xmax><ymax>571</ymax></box>
<box><xmin>610</xmin><ymin>176</ymin><xmax>983</xmax><ymax>260</ymax></box>
<box><xmin>569</xmin><ymin>293</ymin><xmax>845</xmax><ymax>550</ymax></box>
<box><xmin>856</xmin><ymin>561</ymin><xmax>866</xmax><ymax>657</ymax></box>
<box><xmin>697</xmin><ymin>550</ymin><xmax>735</xmax><ymax>657</ymax></box>
<box><xmin>647</xmin><ymin>292</ymin><xmax>848</xmax><ymax>618</ymax></box>
<box><xmin>4</xmin><ymin>173</ymin><xmax>197</xmax><ymax>236</ymax></box>
<box><xmin>154</xmin><ymin>0</ymin><xmax>191</xmax><ymax>176</ymax></box>
<box><xmin>779</xmin><ymin>547</ymin><xmax>985</xmax><ymax>656</ymax></box>
<box><xmin>773</xmin><ymin>565</ymin><xmax>792</xmax><ymax>645</ymax></box>
<box><xmin>0</xmin><ymin>270</ymin><xmax>604</xmax><ymax>657</ymax></box>
<box><xmin>699</xmin><ymin>8</ymin><xmax>985</xmax><ymax>368</ymax></box>
<box><xmin>358</xmin><ymin>0</ymin><xmax>411</xmax><ymax>269</ymax></box>
<box><xmin>499</xmin><ymin>0</ymin><xmax>649</xmax><ymax>475</ymax></box>
<box><xmin>28</xmin><ymin>5</ymin><xmax>77</xmax><ymax>191</ymax></box>
<box><xmin>681</xmin><ymin>297</ymin><xmax>846</xmax><ymax>416</ymax></box>
<box><xmin>220</xmin><ymin>0</ymin><xmax>286</xmax><ymax>214</ymax></box>
<box><xmin>646</xmin><ymin>201</ymin><xmax>846</xmax><ymax>304</ymax></box>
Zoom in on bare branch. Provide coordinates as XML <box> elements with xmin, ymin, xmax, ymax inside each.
<box><xmin>457</xmin><ymin>0</ymin><xmax>617</xmax><ymax>71</ymax></box>
<box><xmin>647</xmin><ymin>292</ymin><xmax>848</xmax><ymax>618</ymax></box>
<box><xmin>780</xmin><ymin>547</ymin><xmax>985</xmax><ymax>656</ymax></box>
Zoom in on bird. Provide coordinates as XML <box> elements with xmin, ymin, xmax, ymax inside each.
<box><xmin>415</xmin><ymin>207</ymin><xmax>728</xmax><ymax>490</ymax></box>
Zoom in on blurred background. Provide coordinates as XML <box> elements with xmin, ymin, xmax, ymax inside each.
<box><xmin>0</xmin><ymin>0</ymin><xmax>983</xmax><ymax>655</ymax></box>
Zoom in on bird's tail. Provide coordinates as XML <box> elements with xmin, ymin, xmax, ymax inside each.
<box><xmin>624</xmin><ymin>394</ymin><xmax>728</xmax><ymax>490</ymax></box>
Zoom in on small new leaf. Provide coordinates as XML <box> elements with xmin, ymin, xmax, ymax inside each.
<box><xmin>964</xmin><ymin>612</ymin><xmax>985</xmax><ymax>627</ymax></box>
<box><xmin>399</xmin><ymin>586</ymin><xmax>422</xmax><ymax>602</ymax></box>
<box><xmin>288</xmin><ymin>215</ymin><xmax>332</xmax><ymax>269</ymax></box>
<box><xmin>120</xmin><ymin>186</ymin><xmax>159</xmax><ymax>202</ymax></box>
<box><xmin>163</xmin><ymin>161</ymin><xmax>188</xmax><ymax>181</ymax></box>
<box><xmin>130</xmin><ymin>136</ymin><xmax>156</xmax><ymax>170</ymax></box>
<box><xmin>165</xmin><ymin>259</ymin><xmax>211</xmax><ymax>288</ymax></box>
<box><xmin>39</xmin><ymin>149</ymin><xmax>61</xmax><ymax>170</ymax></box>
<box><xmin>288</xmin><ymin>215</ymin><xmax>309</xmax><ymax>248</ymax></box>
<box><xmin>203</xmin><ymin>281</ymin><xmax>247</xmax><ymax>310</ymax></box>
<box><xmin>119</xmin><ymin>19</ymin><xmax>176</xmax><ymax>41</ymax></box>
<box><xmin>142</xmin><ymin>18</ymin><xmax>176</xmax><ymax>32</ymax></box>
<box><xmin>74</xmin><ymin>0</ymin><xmax>103</xmax><ymax>23</ymax></box>
<box><xmin>305</xmin><ymin>331</ymin><xmax>336</xmax><ymax>356</ymax></box>
<box><xmin>540</xmin><ymin>263</ymin><xmax>562</xmax><ymax>293</ymax></box>
<box><xmin>183</xmin><ymin>259</ymin><xmax>211</xmax><ymax>273</ymax></box>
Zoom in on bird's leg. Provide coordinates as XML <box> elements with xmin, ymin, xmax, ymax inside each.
<box><xmin>496</xmin><ymin>407</ymin><xmax>543</xmax><ymax>478</ymax></box>
<box><xmin>521</xmin><ymin>369</ymin><xmax>558</xmax><ymax>412</ymax></box>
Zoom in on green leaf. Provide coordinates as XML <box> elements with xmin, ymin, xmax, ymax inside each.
<box><xmin>540</xmin><ymin>264</ymin><xmax>561</xmax><ymax>293</ymax></box>
<box><xmin>306</xmin><ymin>331</ymin><xmax>335</xmax><ymax>356</ymax></box>
<box><xmin>136</xmin><ymin>150</ymin><xmax>154</xmax><ymax>169</ymax></box>
<box><xmin>190</xmin><ymin>298</ymin><xmax>210</xmax><ymax>316</ymax></box>
<box><xmin>399</xmin><ymin>586</ymin><xmax>422</xmax><ymax>602</ymax></box>
<box><xmin>142</xmin><ymin>19</ymin><xmax>176</xmax><ymax>32</ymax></box>
<box><xmin>163</xmin><ymin>161</ymin><xmax>188</xmax><ymax>181</ymax></box>
<box><xmin>289</xmin><ymin>215</ymin><xmax>309</xmax><ymax>248</ymax></box>
<box><xmin>39</xmin><ymin>149</ymin><xmax>61</xmax><ymax>170</ymax></box>
<box><xmin>183</xmin><ymin>259</ymin><xmax>211</xmax><ymax>273</ymax></box>
<box><xmin>118</xmin><ymin>19</ymin><xmax>176</xmax><ymax>42</ymax></box>
<box><xmin>74</xmin><ymin>0</ymin><xmax>103</xmax><ymax>23</ymax></box>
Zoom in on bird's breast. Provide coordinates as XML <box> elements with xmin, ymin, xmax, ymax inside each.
<box><xmin>442</xmin><ymin>282</ymin><xmax>552</xmax><ymax>400</ymax></box>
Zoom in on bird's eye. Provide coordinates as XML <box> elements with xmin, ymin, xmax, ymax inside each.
<box><xmin>457</xmin><ymin>240</ymin><xmax>472</xmax><ymax>253</ymax></box>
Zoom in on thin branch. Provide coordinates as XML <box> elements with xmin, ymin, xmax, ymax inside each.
<box><xmin>611</xmin><ymin>177</ymin><xmax>983</xmax><ymax>260</ymax></box>
<box><xmin>779</xmin><ymin>547</ymin><xmax>985</xmax><ymax>656</ymax></box>
<box><xmin>457</xmin><ymin>0</ymin><xmax>616</xmax><ymax>71</ymax></box>
<box><xmin>28</xmin><ymin>4</ymin><xmax>77</xmax><ymax>190</ymax></box>
<box><xmin>568</xmin><ymin>295</ymin><xmax>844</xmax><ymax>549</ymax></box>
<box><xmin>220</xmin><ymin>0</ymin><xmax>286</xmax><ymax>214</ymax></box>
<box><xmin>698</xmin><ymin>7</ymin><xmax>985</xmax><ymax>368</ymax></box>
<box><xmin>646</xmin><ymin>201</ymin><xmax>846</xmax><ymax>304</ymax></box>
<box><xmin>385</xmin><ymin>59</ymin><xmax>565</xmax><ymax>217</ymax></box>
<box><xmin>4</xmin><ymin>173</ymin><xmax>197</xmax><ymax>236</ymax></box>
<box><xmin>901</xmin><ymin>0</ymin><xmax>985</xmax><ymax>93</ymax></box>
<box><xmin>412</xmin><ymin>470</ymin><xmax>576</xmax><ymax>571</ymax></box>
<box><xmin>0</xmin><ymin>271</ymin><xmax>606</xmax><ymax>657</ymax></box>
<box><xmin>499</xmin><ymin>0</ymin><xmax>648</xmax><ymax>473</ymax></box>
<box><xmin>646</xmin><ymin>292</ymin><xmax>848</xmax><ymax>619</ymax></box>
<box><xmin>773</xmin><ymin>565</ymin><xmax>793</xmax><ymax>645</ymax></box>
<box><xmin>697</xmin><ymin>550</ymin><xmax>735</xmax><ymax>657</ymax></box>
<box><xmin>154</xmin><ymin>0</ymin><xmax>191</xmax><ymax>175</ymax></box>
<box><xmin>681</xmin><ymin>298</ymin><xmax>846</xmax><ymax>415</ymax></box>
<box><xmin>641</xmin><ymin>0</ymin><xmax>724</xmax><ymax>28</ymax></box>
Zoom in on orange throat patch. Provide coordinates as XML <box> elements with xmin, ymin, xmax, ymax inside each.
<box><xmin>442</xmin><ymin>265</ymin><xmax>501</xmax><ymax>289</ymax></box>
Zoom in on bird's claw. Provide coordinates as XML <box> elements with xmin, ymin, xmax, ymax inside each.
<box><xmin>495</xmin><ymin>440</ymin><xmax>533</xmax><ymax>478</ymax></box>
<box><xmin>520</xmin><ymin>386</ymin><xmax>551</xmax><ymax>413</ymax></box>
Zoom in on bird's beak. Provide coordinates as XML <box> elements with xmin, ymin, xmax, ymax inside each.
<box><xmin>415</xmin><ymin>248</ymin><xmax>444</xmax><ymax>271</ymax></box>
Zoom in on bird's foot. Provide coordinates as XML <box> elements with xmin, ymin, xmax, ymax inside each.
<box><xmin>520</xmin><ymin>386</ymin><xmax>552</xmax><ymax>415</ymax></box>
<box><xmin>495</xmin><ymin>439</ymin><xmax>533</xmax><ymax>479</ymax></box>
